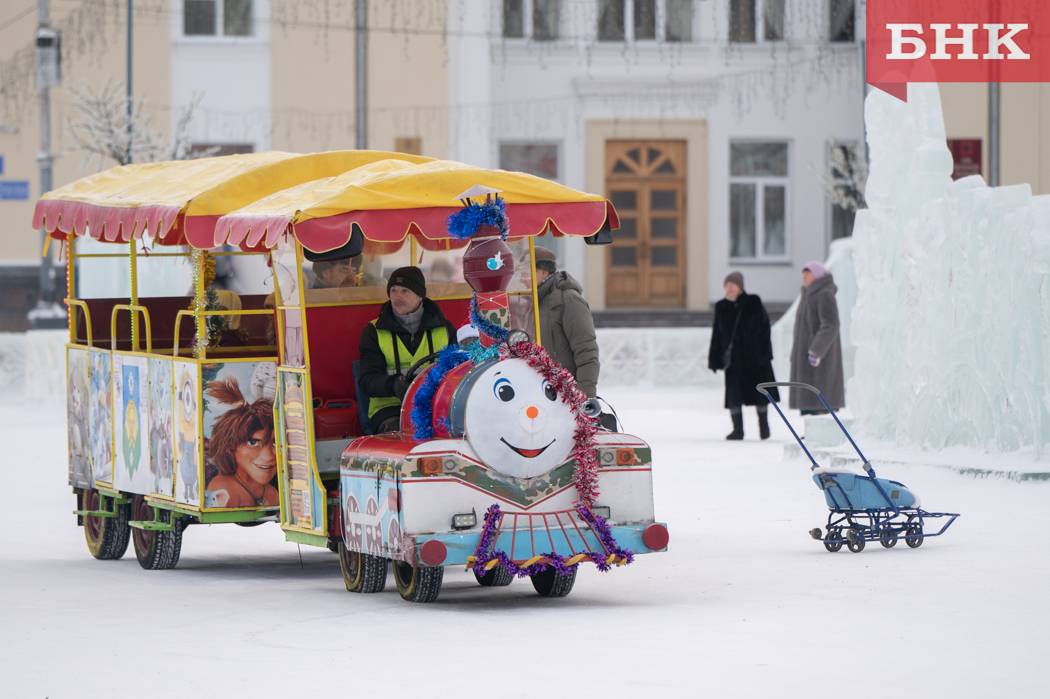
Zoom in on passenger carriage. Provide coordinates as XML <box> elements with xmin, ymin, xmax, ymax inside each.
<box><xmin>36</xmin><ymin>151</ymin><xmax>669</xmax><ymax>602</ymax></box>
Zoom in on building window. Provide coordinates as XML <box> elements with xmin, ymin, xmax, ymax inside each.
<box><xmin>634</xmin><ymin>0</ymin><xmax>656</xmax><ymax>40</ymax></box>
<box><xmin>597</xmin><ymin>0</ymin><xmax>625</xmax><ymax>42</ymax></box>
<box><xmin>500</xmin><ymin>143</ymin><xmax>559</xmax><ymax>180</ymax></box>
<box><xmin>184</xmin><ymin>0</ymin><xmax>253</xmax><ymax>37</ymax></box>
<box><xmin>665</xmin><ymin>0</ymin><xmax>693</xmax><ymax>42</ymax></box>
<box><xmin>503</xmin><ymin>0</ymin><xmax>524</xmax><ymax>38</ymax></box>
<box><xmin>729</xmin><ymin>142</ymin><xmax>788</xmax><ymax>260</ymax></box>
<box><xmin>534</xmin><ymin>0</ymin><xmax>559</xmax><ymax>41</ymax></box>
<box><xmin>829</xmin><ymin>0</ymin><xmax>854</xmax><ymax>42</ymax></box>
<box><xmin>764</xmin><ymin>0</ymin><xmax>785</xmax><ymax>41</ymax></box>
<box><xmin>729</xmin><ymin>0</ymin><xmax>755</xmax><ymax>43</ymax></box>
<box><xmin>395</xmin><ymin>137</ymin><xmax>422</xmax><ymax>156</ymax></box>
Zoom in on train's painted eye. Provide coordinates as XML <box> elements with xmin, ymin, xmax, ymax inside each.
<box><xmin>494</xmin><ymin>378</ymin><xmax>515</xmax><ymax>402</ymax></box>
<box><xmin>543</xmin><ymin>380</ymin><xmax>557</xmax><ymax>402</ymax></box>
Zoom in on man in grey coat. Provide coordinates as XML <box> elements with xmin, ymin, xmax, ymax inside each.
<box><xmin>790</xmin><ymin>261</ymin><xmax>845</xmax><ymax>413</ymax></box>
<box><xmin>533</xmin><ymin>246</ymin><xmax>600</xmax><ymax>398</ymax></box>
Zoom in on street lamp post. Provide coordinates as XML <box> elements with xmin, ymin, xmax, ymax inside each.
<box><xmin>28</xmin><ymin>0</ymin><xmax>67</xmax><ymax>330</ymax></box>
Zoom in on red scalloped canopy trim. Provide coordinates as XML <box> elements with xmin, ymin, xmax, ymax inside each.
<box><xmin>204</xmin><ymin>200</ymin><xmax>610</xmax><ymax>254</ymax></box>
<box><xmin>33</xmin><ymin>199</ymin><xmax>184</xmax><ymax>244</ymax></box>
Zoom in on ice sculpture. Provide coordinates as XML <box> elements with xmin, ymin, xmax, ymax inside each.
<box><xmin>849</xmin><ymin>83</ymin><xmax>1050</xmax><ymax>456</ymax></box>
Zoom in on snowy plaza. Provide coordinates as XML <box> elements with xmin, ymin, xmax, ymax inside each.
<box><xmin>2</xmin><ymin>386</ymin><xmax>1047</xmax><ymax>697</ymax></box>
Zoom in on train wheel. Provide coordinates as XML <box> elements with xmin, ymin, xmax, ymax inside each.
<box><xmin>845</xmin><ymin>529</ymin><xmax>865</xmax><ymax>553</ymax></box>
<box><xmin>339</xmin><ymin>542</ymin><xmax>388</xmax><ymax>593</ymax></box>
<box><xmin>823</xmin><ymin>530</ymin><xmax>843</xmax><ymax>553</ymax></box>
<box><xmin>392</xmin><ymin>560</ymin><xmax>443</xmax><ymax>603</ymax></box>
<box><xmin>530</xmin><ymin>565</ymin><xmax>577</xmax><ymax>598</ymax></box>
<box><xmin>132</xmin><ymin>496</ymin><xmax>183</xmax><ymax>570</ymax></box>
<box><xmin>83</xmin><ymin>489</ymin><xmax>130</xmax><ymax>560</ymax></box>
<box><xmin>474</xmin><ymin>566</ymin><xmax>514</xmax><ymax>587</ymax></box>
<box><xmin>906</xmin><ymin>525</ymin><xmax>924</xmax><ymax>548</ymax></box>
<box><xmin>880</xmin><ymin>531</ymin><xmax>898</xmax><ymax>549</ymax></box>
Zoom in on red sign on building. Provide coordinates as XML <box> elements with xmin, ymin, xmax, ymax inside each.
<box><xmin>948</xmin><ymin>139</ymin><xmax>982</xmax><ymax>180</ymax></box>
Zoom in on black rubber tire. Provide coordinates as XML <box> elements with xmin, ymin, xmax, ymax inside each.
<box><xmin>474</xmin><ymin>565</ymin><xmax>514</xmax><ymax>587</ymax></box>
<box><xmin>83</xmin><ymin>489</ymin><xmax>130</xmax><ymax>560</ymax></box>
<box><xmin>339</xmin><ymin>542</ymin><xmax>388</xmax><ymax>593</ymax></box>
<box><xmin>392</xmin><ymin>560</ymin><xmax>443</xmax><ymax>603</ymax></box>
<box><xmin>906</xmin><ymin>525</ymin><xmax>924</xmax><ymax>548</ymax></box>
<box><xmin>132</xmin><ymin>496</ymin><xmax>183</xmax><ymax>570</ymax></box>
<box><xmin>823</xmin><ymin>530</ymin><xmax>843</xmax><ymax>553</ymax></box>
<box><xmin>327</xmin><ymin>536</ymin><xmax>341</xmax><ymax>553</ymax></box>
<box><xmin>880</xmin><ymin>531</ymin><xmax>898</xmax><ymax>549</ymax></box>
<box><xmin>530</xmin><ymin>565</ymin><xmax>577</xmax><ymax>598</ymax></box>
<box><xmin>845</xmin><ymin>529</ymin><xmax>865</xmax><ymax>553</ymax></box>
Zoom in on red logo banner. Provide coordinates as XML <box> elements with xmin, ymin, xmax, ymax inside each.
<box><xmin>867</xmin><ymin>0</ymin><xmax>1050</xmax><ymax>101</ymax></box>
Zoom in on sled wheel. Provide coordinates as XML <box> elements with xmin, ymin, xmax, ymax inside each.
<box><xmin>83</xmin><ymin>489</ymin><xmax>130</xmax><ymax>560</ymax></box>
<box><xmin>845</xmin><ymin>530</ymin><xmax>865</xmax><ymax>553</ymax></box>
<box><xmin>880</xmin><ymin>531</ymin><xmax>898</xmax><ymax>549</ymax></box>
<box><xmin>392</xmin><ymin>560</ymin><xmax>443</xmax><ymax>603</ymax></box>
<box><xmin>339</xmin><ymin>542</ymin><xmax>388</xmax><ymax>593</ymax></box>
<box><xmin>474</xmin><ymin>565</ymin><xmax>514</xmax><ymax>587</ymax></box>
<box><xmin>132</xmin><ymin>496</ymin><xmax>183</xmax><ymax>570</ymax></box>
<box><xmin>530</xmin><ymin>565</ymin><xmax>577</xmax><ymax>598</ymax></box>
<box><xmin>823</xmin><ymin>530</ymin><xmax>843</xmax><ymax>553</ymax></box>
<box><xmin>906</xmin><ymin>525</ymin><xmax>924</xmax><ymax>548</ymax></box>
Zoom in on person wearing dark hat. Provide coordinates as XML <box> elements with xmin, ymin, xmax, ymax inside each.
<box><xmin>312</xmin><ymin>258</ymin><xmax>353</xmax><ymax>289</ymax></box>
<box><xmin>358</xmin><ymin>266</ymin><xmax>457</xmax><ymax>433</ymax></box>
<box><xmin>532</xmin><ymin>246</ymin><xmax>601</xmax><ymax>399</ymax></box>
<box><xmin>708</xmin><ymin>271</ymin><xmax>779</xmax><ymax>440</ymax></box>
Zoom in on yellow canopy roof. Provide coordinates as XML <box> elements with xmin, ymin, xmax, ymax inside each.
<box><xmin>33</xmin><ymin>150</ymin><xmax>434</xmax><ymax>245</ymax></box>
<box><xmin>214</xmin><ymin>159</ymin><xmax>615</xmax><ymax>251</ymax></box>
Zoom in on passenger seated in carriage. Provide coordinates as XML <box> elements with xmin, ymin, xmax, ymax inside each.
<box><xmin>358</xmin><ymin>266</ymin><xmax>457</xmax><ymax>434</ymax></box>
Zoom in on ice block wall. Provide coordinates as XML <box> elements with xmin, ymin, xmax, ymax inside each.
<box><xmin>850</xmin><ymin>84</ymin><xmax>1050</xmax><ymax>455</ymax></box>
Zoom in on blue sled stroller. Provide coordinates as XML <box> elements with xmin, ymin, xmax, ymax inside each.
<box><xmin>757</xmin><ymin>382</ymin><xmax>960</xmax><ymax>553</ymax></box>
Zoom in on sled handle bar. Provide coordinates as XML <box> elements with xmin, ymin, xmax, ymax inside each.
<box><xmin>756</xmin><ymin>382</ymin><xmax>871</xmax><ymax>474</ymax></box>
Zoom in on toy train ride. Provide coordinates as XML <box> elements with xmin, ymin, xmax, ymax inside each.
<box><xmin>39</xmin><ymin>152</ymin><xmax>669</xmax><ymax>602</ymax></box>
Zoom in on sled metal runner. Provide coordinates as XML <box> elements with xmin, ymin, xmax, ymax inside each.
<box><xmin>757</xmin><ymin>382</ymin><xmax>960</xmax><ymax>552</ymax></box>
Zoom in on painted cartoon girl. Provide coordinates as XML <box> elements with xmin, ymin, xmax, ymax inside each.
<box><xmin>203</xmin><ymin>377</ymin><xmax>278</xmax><ymax>508</ymax></box>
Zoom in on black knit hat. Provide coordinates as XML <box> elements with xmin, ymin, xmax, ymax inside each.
<box><xmin>387</xmin><ymin>266</ymin><xmax>427</xmax><ymax>299</ymax></box>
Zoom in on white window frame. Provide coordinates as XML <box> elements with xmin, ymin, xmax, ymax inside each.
<box><xmin>728</xmin><ymin>140</ymin><xmax>791</xmax><ymax>264</ymax></box>
<box><xmin>178</xmin><ymin>0</ymin><xmax>261</xmax><ymax>43</ymax></box>
<box><xmin>502</xmin><ymin>0</ymin><xmax>561</xmax><ymax>42</ymax></box>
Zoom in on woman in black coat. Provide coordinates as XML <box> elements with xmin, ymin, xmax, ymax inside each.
<box><xmin>708</xmin><ymin>272</ymin><xmax>780</xmax><ymax>440</ymax></box>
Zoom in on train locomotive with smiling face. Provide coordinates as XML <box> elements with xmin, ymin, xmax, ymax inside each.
<box><xmin>338</xmin><ymin>345</ymin><xmax>668</xmax><ymax>603</ymax></box>
<box><xmin>337</xmin><ymin>198</ymin><xmax>668</xmax><ymax>604</ymax></box>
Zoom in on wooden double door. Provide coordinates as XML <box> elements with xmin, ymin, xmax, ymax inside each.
<box><xmin>605</xmin><ymin>140</ymin><xmax>687</xmax><ymax>307</ymax></box>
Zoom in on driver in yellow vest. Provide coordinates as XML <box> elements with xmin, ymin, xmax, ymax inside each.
<box><xmin>358</xmin><ymin>266</ymin><xmax>457</xmax><ymax>434</ymax></box>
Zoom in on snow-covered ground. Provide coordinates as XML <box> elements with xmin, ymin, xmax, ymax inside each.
<box><xmin>2</xmin><ymin>387</ymin><xmax>1047</xmax><ymax>697</ymax></box>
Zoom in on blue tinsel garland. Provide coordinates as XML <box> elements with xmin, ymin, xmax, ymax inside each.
<box><xmin>447</xmin><ymin>195</ymin><xmax>509</xmax><ymax>241</ymax></box>
<box><xmin>469</xmin><ymin>294</ymin><xmax>509</xmax><ymax>344</ymax></box>
<box><xmin>410</xmin><ymin>344</ymin><xmax>468</xmax><ymax>440</ymax></box>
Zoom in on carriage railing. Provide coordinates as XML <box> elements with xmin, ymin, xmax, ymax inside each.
<box><xmin>466</xmin><ymin>506</ymin><xmax>629</xmax><ymax>570</ymax></box>
<box><xmin>757</xmin><ymin>381</ymin><xmax>902</xmax><ymax>517</ymax></box>
<box><xmin>172</xmin><ymin>308</ymin><xmax>278</xmax><ymax>359</ymax></box>
<box><xmin>64</xmin><ymin>299</ymin><xmax>93</xmax><ymax>347</ymax></box>
<box><xmin>111</xmin><ymin>305</ymin><xmax>152</xmax><ymax>353</ymax></box>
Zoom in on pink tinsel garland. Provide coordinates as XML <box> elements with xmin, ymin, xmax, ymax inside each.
<box><xmin>505</xmin><ymin>341</ymin><xmax>600</xmax><ymax>507</ymax></box>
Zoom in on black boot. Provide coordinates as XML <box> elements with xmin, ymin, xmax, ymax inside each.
<box><xmin>758</xmin><ymin>407</ymin><xmax>770</xmax><ymax>440</ymax></box>
<box><xmin>726</xmin><ymin>410</ymin><xmax>744</xmax><ymax>440</ymax></box>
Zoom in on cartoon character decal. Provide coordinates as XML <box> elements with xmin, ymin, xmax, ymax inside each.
<box><xmin>67</xmin><ymin>348</ymin><xmax>91</xmax><ymax>488</ymax></box>
<box><xmin>463</xmin><ymin>358</ymin><xmax>575</xmax><ymax>479</ymax></box>
<box><xmin>176</xmin><ymin>366</ymin><xmax>200</xmax><ymax>506</ymax></box>
<box><xmin>122</xmin><ymin>364</ymin><xmax>143</xmax><ymax>479</ymax></box>
<box><xmin>88</xmin><ymin>349</ymin><xmax>113</xmax><ymax>485</ymax></box>
<box><xmin>148</xmin><ymin>358</ymin><xmax>174</xmax><ymax>497</ymax></box>
<box><xmin>202</xmin><ymin>377</ymin><xmax>278</xmax><ymax>509</ymax></box>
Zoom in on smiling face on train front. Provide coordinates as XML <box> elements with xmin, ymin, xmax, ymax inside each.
<box><xmin>463</xmin><ymin>358</ymin><xmax>576</xmax><ymax>479</ymax></box>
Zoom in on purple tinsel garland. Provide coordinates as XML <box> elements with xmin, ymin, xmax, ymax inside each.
<box><xmin>472</xmin><ymin>503</ymin><xmax>634</xmax><ymax>579</ymax></box>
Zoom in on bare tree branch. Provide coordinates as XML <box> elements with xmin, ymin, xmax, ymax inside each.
<box><xmin>809</xmin><ymin>140</ymin><xmax>868</xmax><ymax>212</ymax></box>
